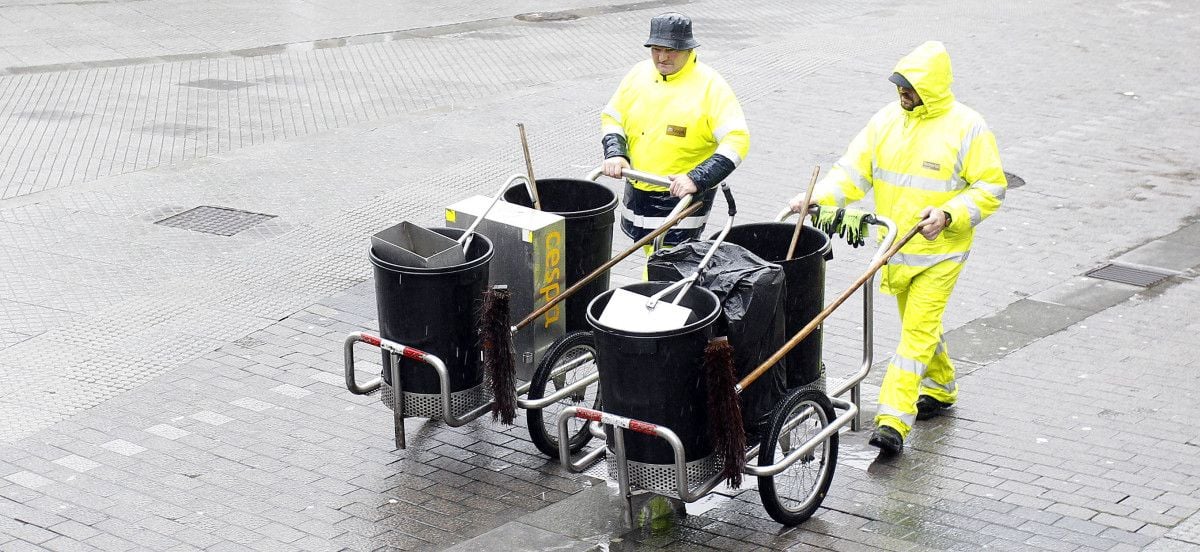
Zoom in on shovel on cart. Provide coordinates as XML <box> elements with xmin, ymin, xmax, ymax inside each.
<box><xmin>371</xmin><ymin>175</ymin><xmax>524</xmax><ymax>268</ymax></box>
<box><xmin>597</xmin><ymin>182</ymin><xmax>737</xmax><ymax>333</ymax></box>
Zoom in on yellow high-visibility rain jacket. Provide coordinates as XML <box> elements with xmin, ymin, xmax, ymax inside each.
<box><xmin>813</xmin><ymin>41</ymin><xmax>1006</xmax><ymax>294</ymax></box>
<box><xmin>601</xmin><ymin>51</ymin><xmax>750</xmax><ymax>193</ymax></box>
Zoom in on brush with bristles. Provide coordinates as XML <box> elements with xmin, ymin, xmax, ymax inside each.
<box><xmin>480</xmin><ymin>285</ymin><xmax>517</xmax><ymax>424</ymax></box>
<box><xmin>705</xmin><ymin>336</ymin><xmax>745</xmax><ymax>488</ymax></box>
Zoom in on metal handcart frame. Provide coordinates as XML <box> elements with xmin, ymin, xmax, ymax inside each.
<box><xmin>554</xmin><ymin>211</ymin><xmax>900</xmax><ymax>526</ymax></box>
<box><xmin>343</xmin><ymin>168</ymin><xmax>704</xmax><ymax>455</ymax></box>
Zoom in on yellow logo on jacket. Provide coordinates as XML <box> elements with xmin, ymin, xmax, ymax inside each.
<box><xmin>666</xmin><ymin>125</ymin><xmax>687</xmax><ymax>137</ymax></box>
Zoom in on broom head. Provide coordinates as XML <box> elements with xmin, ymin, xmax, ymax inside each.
<box><xmin>705</xmin><ymin>336</ymin><xmax>746</xmax><ymax>488</ymax></box>
<box><xmin>480</xmin><ymin>285</ymin><xmax>517</xmax><ymax>424</ymax></box>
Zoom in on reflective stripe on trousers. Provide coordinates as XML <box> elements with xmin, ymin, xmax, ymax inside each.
<box><xmin>875</xmin><ymin>258</ymin><xmax>964</xmax><ymax>439</ymax></box>
<box><xmin>619</xmin><ymin>181</ymin><xmax>717</xmax><ymax>245</ymax></box>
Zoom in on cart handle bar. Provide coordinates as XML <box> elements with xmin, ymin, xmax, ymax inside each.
<box><xmin>344</xmin><ymin>332</ymin><xmax>442</xmax><ymax>395</ymax></box>
<box><xmin>513</xmin><ymin>200</ymin><xmax>703</xmax><ymax>332</ymax></box>
<box><xmin>573</xmin><ymin>407</ymin><xmax>660</xmax><ymax>436</ymax></box>
<box><xmin>588</xmin><ymin>166</ymin><xmax>697</xmax><ymax>251</ymax></box>
<box><xmin>358</xmin><ymin>332</ymin><xmax>431</xmax><ymax>362</ymax></box>
<box><xmin>586</xmin><ymin>166</ymin><xmax>673</xmax><ymax>188</ymax></box>
<box><xmin>736</xmin><ymin>220</ymin><xmax>922</xmax><ymax>393</ymax></box>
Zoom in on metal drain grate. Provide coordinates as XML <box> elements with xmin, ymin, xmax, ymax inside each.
<box><xmin>1085</xmin><ymin>263</ymin><xmax>1172</xmax><ymax>287</ymax></box>
<box><xmin>1004</xmin><ymin>172</ymin><xmax>1025</xmax><ymax>188</ymax></box>
<box><xmin>155</xmin><ymin>206</ymin><xmax>276</xmax><ymax>236</ymax></box>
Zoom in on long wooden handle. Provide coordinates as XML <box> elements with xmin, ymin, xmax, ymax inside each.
<box><xmin>737</xmin><ymin>222</ymin><xmax>923</xmax><ymax>391</ymax></box>
<box><xmin>515</xmin><ymin>201</ymin><xmax>704</xmax><ymax>331</ymax></box>
<box><xmin>517</xmin><ymin>123</ymin><xmax>541</xmax><ymax>210</ymax></box>
<box><xmin>787</xmin><ymin>165</ymin><xmax>821</xmax><ymax>260</ymax></box>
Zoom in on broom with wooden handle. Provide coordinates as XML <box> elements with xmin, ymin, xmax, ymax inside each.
<box><xmin>738</xmin><ymin>221</ymin><xmax>922</xmax><ymax>393</ymax></box>
<box><xmin>517</xmin><ymin>123</ymin><xmax>542</xmax><ymax>211</ymax></box>
<box><xmin>708</xmin><ymin>216</ymin><xmax>926</xmax><ymax>480</ymax></box>
<box><xmin>786</xmin><ymin>166</ymin><xmax>820</xmax><ymax>260</ymax></box>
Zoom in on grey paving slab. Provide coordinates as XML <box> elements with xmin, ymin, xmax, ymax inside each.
<box><xmin>972</xmin><ymin>298</ymin><xmax>1094</xmax><ymax>339</ymax></box>
<box><xmin>1028</xmin><ymin>276</ymin><xmax>1142</xmax><ymax>312</ymax></box>
<box><xmin>1113</xmin><ymin>239</ymin><xmax>1200</xmax><ymax>274</ymax></box>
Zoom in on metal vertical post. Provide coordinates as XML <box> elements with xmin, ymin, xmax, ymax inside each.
<box><xmin>853</xmin><ymin>273</ymin><xmax>875</xmax><ymax>432</ymax></box>
<box><xmin>613</xmin><ymin>427</ymin><xmax>633</xmax><ymax>527</ymax></box>
<box><xmin>391</xmin><ymin>352</ymin><xmax>406</xmax><ymax>449</ymax></box>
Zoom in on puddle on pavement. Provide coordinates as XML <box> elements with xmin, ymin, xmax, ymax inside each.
<box><xmin>840</xmin><ymin>446</ymin><xmax>880</xmax><ymax>471</ymax></box>
<box><xmin>576</xmin><ymin>492</ymin><xmax>734</xmax><ymax>549</ymax></box>
<box><xmin>683</xmin><ymin>492</ymin><xmax>731</xmax><ymax>516</ymax></box>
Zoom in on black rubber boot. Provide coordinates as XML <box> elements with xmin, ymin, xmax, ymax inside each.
<box><xmin>916</xmin><ymin>395</ymin><xmax>953</xmax><ymax>421</ymax></box>
<box><xmin>868</xmin><ymin>425</ymin><xmax>903</xmax><ymax>455</ymax></box>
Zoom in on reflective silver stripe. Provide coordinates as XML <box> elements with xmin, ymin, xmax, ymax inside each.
<box><xmin>602</xmin><ymin>106</ymin><xmax>624</xmax><ymax>125</ymax></box>
<box><xmin>920</xmin><ymin>377</ymin><xmax>957</xmax><ymax>394</ymax></box>
<box><xmin>877</xmin><ymin>404</ymin><xmax>916</xmax><ymax>426</ymax></box>
<box><xmin>934</xmin><ymin>340</ymin><xmax>947</xmax><ymax>356</ymax></box>
<box><xmin>974</xmin><ymin>181</ymin><xmax>1007</xmax><ymax>202</ymax></box>
<box><xmin>889</xmin><ymin>250</ymin><xmax>969</xmax><ymax>267</ymax></box>
<box><xmin>620</xmin><ymin>207</ymin><xmax>708</xmax><ymax>230</ymax></box>
<box><xmin>601</xmin><ymin>124</ymin><xmax>625</xmax><ymax>138</ymax></box>
<box><xmin>713</xmin><ymin>120</ymin><xmax>746</xmax><ymax>142</ymax></box>
<box><xmin>836</xmin><ymin>160</ymin><xmax>872</xmax><ymax>195</ymax></box>
<box><xmin>827</xmin><ymin>186</ymin><xmax>847</xmax><ymax>207</ymax></box>
<box><xmin>890</xmin><ymin>354</ymin><xmax>927</xmax><ymax>377</ymax></box>
<box><xmin>949</xmin><ymin>194</ymin><xmax>983</xmax><ymax>226</ymax></box>
<box><xmin>952</xmin><ymin>122</ymin><xmax>985</xmax><ymax>186</ymax></box>
<box><xmin>873</xmin><ymin>167</ymin><xmax>959</xmax><ymax>192</ymax></box>
<box><xmin>715</xmin><ymin>143</ymin><xmax>743</xmax><ymax>166</ymax></box>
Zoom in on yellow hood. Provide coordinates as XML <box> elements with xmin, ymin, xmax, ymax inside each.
<box><xmin>893</xmin><ymin>41</ymin><xmax>955</xmax><ymax>118</ymax></box>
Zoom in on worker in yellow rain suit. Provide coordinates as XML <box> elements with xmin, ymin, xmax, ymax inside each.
<box><xmin>790</xmin><ymin>41</ymin><xmax>1007</xmax><ymax>455</ymax></box>
<box><xmin>601</xmin><ymin>12</ymin><xmax>750</xmax><ymax>254</ymax></box>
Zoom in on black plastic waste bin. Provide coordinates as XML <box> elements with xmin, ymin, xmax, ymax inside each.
<box><xmin>370</xmin><ymin>227</ymin><xmax>493</xmax><ymax>396</ymax></box>
<box><xmin>505</xmin><ymin>179</ymin><xmax>617</xmax><ymax>333</ymax></box>
<box><xmin>721</xmin><ymin>223</ymin><xmax>831</xmax><ymax>389</ymax></box>
<box><xmin>586</xmin><ymin>282</ymin><xmax>721</xmax><ymax>465</ymax></box>
<box><xmin>648</xmin><ymin>241</ymin><xmax>787</xmax><ymax>440</ymax></box>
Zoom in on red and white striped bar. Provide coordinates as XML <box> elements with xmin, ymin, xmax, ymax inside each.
<box><xmin>573</xmin><ymin>407</ymin><xmax>659</xmax><ymax>436</ymax></box>
<box><xmin>357</xmin><ymin>332</ymin><xmax>430</xmax><ymax>362</ymax></box>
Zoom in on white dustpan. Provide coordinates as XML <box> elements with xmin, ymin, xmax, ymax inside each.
<box><xmin>597</xmin><ymin>286</ymin><xmax>695</xmax><ymax>333</ymax></box>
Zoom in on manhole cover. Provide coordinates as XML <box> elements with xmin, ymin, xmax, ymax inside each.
<box><xmin>515</xmin><ymin>12</ymin><xmax>580</xmax><ymax>22</ymax></box>
<box><xmin>178</xmin><ymin>79</ymin><xmax>258</xmax><ymax>91</ymax></box>
<box><xmin>155</xmin><ymin>206</ymin><xmax>276</xmax><ymax>236</ymax></box>
<box><xmin>1084</xmin><ymin>263</ymin><xmax>1171</xmax><ymax>287</ymax></box>
<box><xmin>1005</xmin><ymin>171</ymin><xmax>1025</xmax><ymax>188</ymax></box>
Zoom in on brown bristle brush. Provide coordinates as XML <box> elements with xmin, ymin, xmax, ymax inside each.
<box><xmin>480</xmin><ymin>285</ymin><xmax>517</xmax><ymax>424</ymax></box>
<box><xmin>704</xmin><ymin>336</ymin><xmax>746</xmax><ymax>488</ymax></box>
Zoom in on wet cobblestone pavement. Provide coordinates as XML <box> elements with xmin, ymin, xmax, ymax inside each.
<box><xmin>1</xmin><ymin>0</ymin><xmax>1200</xmax><ymax>550</ymax></box>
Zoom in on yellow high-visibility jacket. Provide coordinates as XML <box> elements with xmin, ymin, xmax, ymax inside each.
<box><xmin>814</xmin><ymin>41</ymin><xmax>1006</xmax><ymax>275</ymax></box>
<box><xmin>601</xmin><ymin>51</ymin><xmax>750</xmax><ymax>192</ymax></box>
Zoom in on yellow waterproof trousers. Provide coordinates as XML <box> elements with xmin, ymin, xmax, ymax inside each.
<box><xmin>875</xmin><ymin>259</ymin><xmax>964</xmax><ymax>439</ymax></box>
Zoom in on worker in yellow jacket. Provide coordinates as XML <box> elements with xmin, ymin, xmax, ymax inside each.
<box><xmin>790</xmin><ymin>41</ymin><xmax>1007</xmax><ymax>455</ymax></box>
<box><xmin>601</xmin><ymin>12</ymin><xmax>750</xmax><ymax>247</ymax></box>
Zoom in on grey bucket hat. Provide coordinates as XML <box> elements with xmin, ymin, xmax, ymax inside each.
<box><xmin>888</xmin><ymin>72</ymin><xmax>914</xmax><ymax>89</ymax></box>
<box><xmin>644</xmin><ymin>12</ymin><xmax>700</xmax><ymax>50</ymax></box>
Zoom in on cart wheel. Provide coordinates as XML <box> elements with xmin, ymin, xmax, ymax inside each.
<box><xmin>757</xmin><ymin>388</ymin><xmax>838</xmax><ymax>526</ymax></box>
<box><xmin>526</xmin><ymin>331</ymin><xmax>601</xmax><ymax>458</ymax></box>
